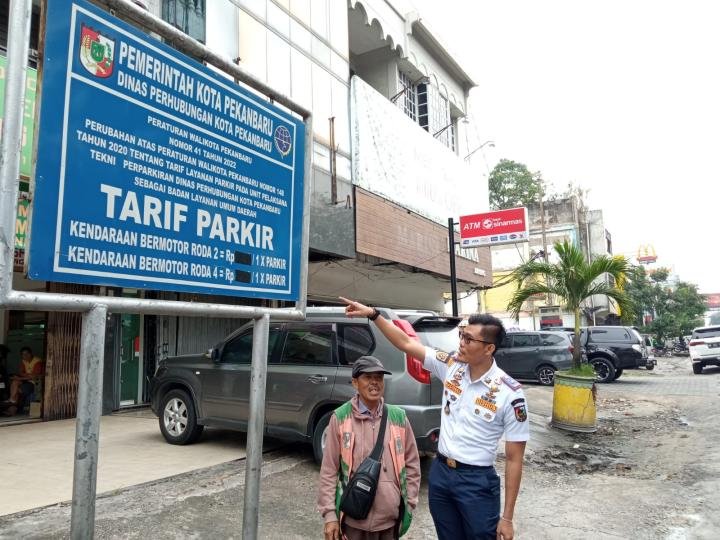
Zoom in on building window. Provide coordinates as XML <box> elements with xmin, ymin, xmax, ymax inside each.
<box><xmin>417</xmin><ymin>81</ymin><xmax>428</xmax><ymax>129</ymax></box>
<box><xmin>397</xmin><ymin>70</ymin><xmax>418</xmax><ymax>122</ymax></box>
<box><xmin>397</xmin><ymin>69</ymin><xmax>456</xmax><ymax>152</ymax></box>
<box><xmin>162</xmin><ymin>0</ymin><xmax>206</xmax><ymax>44</ymax></box>
<box><xmin>430</xmin><ymin>89</ymin><xmax>453</xmax><ymax>150</ymax></box>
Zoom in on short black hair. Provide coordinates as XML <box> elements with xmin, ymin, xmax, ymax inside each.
<box><xmin>467</xmin><ymin>313</ymin><xmax>506</xmax><ymax>347</ymax></box>
<box><xmin>20</xmin><ymin>346</ymin><xmax>32</xmax><ymax>355</ymax></box>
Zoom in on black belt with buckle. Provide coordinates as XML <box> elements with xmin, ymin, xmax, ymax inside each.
<box><xmin>438</xmin><ymin>453</ymin><xmax>493</xmax><ymax>470</ymax></box>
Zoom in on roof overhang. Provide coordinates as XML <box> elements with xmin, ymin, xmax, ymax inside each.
<box><xmin>409</xmin><ymin>17</ymin><xmax>477</xmax><ymax>93</ymax></box>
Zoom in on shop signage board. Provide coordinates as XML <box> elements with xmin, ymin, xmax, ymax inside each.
<box><xmin>29</xmin><ymin>0</ymin><xmax>305</xmax><ymax>301</ymax></box>
<box><xmin>0</xmin><ymin>56</ymin><xmax>36</xmax><ymax>266</ymax></box>
<box><xmin>459</xmin><ymin>207</ymin><xmax>529</xmax><ymax>247</ymax></box>
<box><xmin>0</xmin><ymin>55</ymin><xmax>37</xmax><ymax>178</ymax></box>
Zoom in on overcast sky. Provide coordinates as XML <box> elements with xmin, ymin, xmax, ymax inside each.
<box><xmin>411</xmin><ymin>0</ymin><xmax>719</xmax><ymax>293</ymax></box>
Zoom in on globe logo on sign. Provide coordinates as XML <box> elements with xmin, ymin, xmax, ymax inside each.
<box><xmin>274</xmin><ymin>125</ymin><xmax>292</xmax><ymax>157</ymax></box>
<box><xmin>482</xmin><ymin>218</ymin><xmax>494</xmax><ymax>230</ymax></box>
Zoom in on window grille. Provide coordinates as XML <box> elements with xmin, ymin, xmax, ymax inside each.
<box><xmin>397</xmin><ymin>70</ymin><xmax>457</xmax><ymax>152</ymax></box>
<box><xmin>162</xmin><ymin>0</ymin><xmax>206</xmax><ymax>44</ymax></box>
<box><xmin>397</xmin><ymin>70</ymin><xmax>418</xmax><ymax>122</ymax></box>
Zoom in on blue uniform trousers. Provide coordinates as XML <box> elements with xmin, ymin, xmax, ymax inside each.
<box><xmin>428</xmin><ymin>457</ymin><xmax>501</xmax><ymax>540</ymax></box>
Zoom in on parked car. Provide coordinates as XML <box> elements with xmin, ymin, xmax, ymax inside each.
<box><xmin>580</xmin><ymin>326</ymin><xmax>652</xmax><ymax>383</ymax></box>
<box><xmin>641</xmin><ymin>334</ymin><xmax>658</xmax><ymax>368</ymax></box>
<box><xmin>556</xmin><ymin>328</ymin><xmax>589</xmax><ymax>363</ymax></box>
<box><xmin>689</xmin><ymin>325</ymin><xmax>720</xmax><ymax>374</ymax></box>
<box><xmin>494</xmin><ymin>331</ymin><xmax>573</xmax><ymax>386</ymax></box>
<box><xmin>150</xmin><ymin>307</ymin><xmax>460</xmax><ymax>463</ymax></box>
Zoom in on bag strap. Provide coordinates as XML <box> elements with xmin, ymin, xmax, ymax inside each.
<box><xmin>369</xmin><ymin>405</ymin><xmax>388</xmax><ymax>462</ymax></box>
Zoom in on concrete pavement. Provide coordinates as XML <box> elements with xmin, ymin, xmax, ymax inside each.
<box><xmin>0</xmin><ymin>409</ymin><xmax>249</xmax><ymax>516</ymax></box>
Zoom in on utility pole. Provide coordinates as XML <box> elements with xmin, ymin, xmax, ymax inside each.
<box><xmin>538</xmin><ymin>185</ymin><xmax>548</xmax><ymax>263</ymax></box>
<box><xmin>448</xmin><ymin>217</ymin><xmax>459</xmax><ymax>316</ymax></box>
<box><xmin>538</xmin><ymin>180</ymin><xmax>550</xmax><ymax>326</ymax></box>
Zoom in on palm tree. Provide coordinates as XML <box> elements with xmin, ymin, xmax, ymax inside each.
<box><xmin>507</xmin><ymin>240</ymin><xmax>633</xmax><ymax>369</ymax></box>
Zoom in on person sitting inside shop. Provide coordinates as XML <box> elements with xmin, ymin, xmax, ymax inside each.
<box><xmin>0</xmin><ymin>344</ymin><xmax>10</xmax><ymax>403</ymax></box>
<box><xmin>3</xmin><ymin>347</ymin><xmax>43</xmax><ymax>416</ymax></box>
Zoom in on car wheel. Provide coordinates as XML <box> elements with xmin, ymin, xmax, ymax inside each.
<box><xmin>536</xmin><ymin>365</ymin><xmax>556</xmax><ymax>386</ymax></box>
<box><xmin>645</xmin><ymin>364</ymin><xmax>654</xmax><ymax>371</ymax></box>
<box><xmin>159</xmin><ymin>389</ymin><xmax>204</xmax><ymax>445</ymax></box>
<box><xmin>692</xmin><ymin>363</ymin><xmax>703</xmax><ymax>375</ymax></box>
<box><xmin>312</xmin><ymin>411</ymin><xmax>333</xmax><ymax>465</ymax></box>
<box><xmin>591</xmin><ymin>358</ymin><xmax>616</xmax><ymax>383</ymax></box>
<box><xmin>613</xmin><ymin>368</ymin><xmax>624</xmax><ymax>380</ymax></box>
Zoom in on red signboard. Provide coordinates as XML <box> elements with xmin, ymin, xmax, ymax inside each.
<box><xmin>705</xmin><ymin>294</ymin><xmax>720</xmax><ymax>309</ymax></box>
<box><xmin>459</xmin><ymin>207</ymin><xmax>529</xmax><ymax>247</ymax></box>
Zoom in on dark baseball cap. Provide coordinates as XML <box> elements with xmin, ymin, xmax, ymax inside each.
<box><xmin>352</xmin><ymin>356</ymin><xmax>392</xmax><ymax>378</ymax></box>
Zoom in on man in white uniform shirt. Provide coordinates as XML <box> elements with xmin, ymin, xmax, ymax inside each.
<box><xmin>341</xmin><ymin>297</ymin><xmax>529</xmax><ymax>540</ymax></box>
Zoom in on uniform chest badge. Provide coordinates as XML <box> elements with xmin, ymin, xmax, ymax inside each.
<box><xmin>475</xmin><ymin>396</ymin><xmax>498</xmax><ymax>412</ymax></box>
<box><xmin>512</xmin><ymin>398</ymin><xmax>527</xmax><ymax>422</ymax></box>
<box><xmin>436</xmin><ymin>350</ymin><xmax>450</xmax><ymax>363</ymax></box>
<box><xmin>445</xmin><ymin>380</ymin><xmax>463</xmax><ymax>395</ymax></box>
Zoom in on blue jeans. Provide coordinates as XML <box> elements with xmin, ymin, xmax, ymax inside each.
<box><xmin>428</xmin><ymin>457</ymin><xmax>501</xmax><ymax>540</ymax></box>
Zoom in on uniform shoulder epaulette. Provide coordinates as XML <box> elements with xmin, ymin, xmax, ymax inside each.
<box><xmin>501</xmin><ymin>375</ymin><xmax>522</xmax><ymax>391</ymax></box>
<box><xmin>435</xmin><ymin>350</ymin><xmax>451</xmax><ymax>364</ymax></box>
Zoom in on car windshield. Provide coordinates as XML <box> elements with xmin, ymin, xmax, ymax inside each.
<box><xmin>692</xmin><ymin>327</ymin><xmax>720</xmax><ymax>339</ymax></box>
<box><xmin>630</xmin><ymin>329</ymin><xmax>643</xmax><ymax>343</ymax></box>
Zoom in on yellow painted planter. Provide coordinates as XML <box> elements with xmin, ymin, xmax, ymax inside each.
<box><xmin>551</xmin><ymin>373</ymin><xmax>597</xmax><ymax>432</ymax></box>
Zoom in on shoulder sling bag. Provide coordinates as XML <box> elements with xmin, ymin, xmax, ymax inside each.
<box><xmin>339</xmin><ymin>405</ymin><xmax>388</xmax><ymax>520</ymax></box>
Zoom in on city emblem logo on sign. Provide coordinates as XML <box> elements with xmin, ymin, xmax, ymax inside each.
<box><xmin>79</xmin><ymin>24</ymin><xmax>115</xmax><ymax>78</ymax></box>
<box><xmin>274</xmin><ymin>125</ymin><xmax>292</xmax><ymax>157</ymax></box>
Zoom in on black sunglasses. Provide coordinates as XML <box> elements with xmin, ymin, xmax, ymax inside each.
<box><xmin>459</xmin><ymin>332</ymin><xmax>494</xmax><ymax>346</ymax></box>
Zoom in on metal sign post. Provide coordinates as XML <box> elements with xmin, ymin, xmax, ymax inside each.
<box><xmin>0</xmin><ymin>0</ymin><xmax>313</xmax><ymax>538</ymax></box>
<box><xmin>242</xmin><ymin>313</ymin><xmax>270</xmax><ymax>538</ymax></box>
<box><xmin>70</xmin><ymin>304</ymin><xmax>108</xmax><ymax>538</ymax></box>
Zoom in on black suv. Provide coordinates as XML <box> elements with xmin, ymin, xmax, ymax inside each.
<box><xmin>581</xmin><ymin>326</ymin><xmax>651</xmax><ymax>383</ymax></box>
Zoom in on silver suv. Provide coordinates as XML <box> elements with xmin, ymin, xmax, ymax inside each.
<box><xmin>150</xmin><ymin>307</ymin><xmax>460</xmax><ymax>462</ymax></box>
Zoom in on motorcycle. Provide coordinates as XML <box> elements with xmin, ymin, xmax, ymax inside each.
<box><xmin>652</xmin><ymin>346</ymin><xmax>672</xmax><ymax>357</ymax></box>
<box><xmin>671</xmin><ymin>340</ymin><xmax>689</xmax><ymax>356</ymax></box>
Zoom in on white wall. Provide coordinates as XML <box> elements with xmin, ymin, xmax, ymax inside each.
<box><xmin>352</xmin><ymin>77</ymin><xmax>487</xmax><ymax>225</ymax></box>
<box><xmin>203</xmin><ymin>0</ymin><xmax>351</xmax><ymax>158</ymax></box>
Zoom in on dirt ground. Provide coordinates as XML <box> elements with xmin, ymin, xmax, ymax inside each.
<box><xmin>1</xmin><ymin>356</ymin><xmax>718</xmax><ymax>539</ymax></box>
<box><xmin>510</xmin><ymin>357</ymin><xmax>720</xmax><ymax>539</ymax></box>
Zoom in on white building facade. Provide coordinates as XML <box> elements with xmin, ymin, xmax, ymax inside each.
<box><xmin>153</xmin><ymin>0</ymin><xmax>493</xmax><ymax>312</ymax></box>
<box><xmin>0</xmin><ymin>0</ymin><xmax>493</xmax><ymax>419</ymax></box>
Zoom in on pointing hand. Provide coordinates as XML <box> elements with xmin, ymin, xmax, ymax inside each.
<box><xmin>339</xmin><ymin>296</ymin><xmax>373</xmax><ymax>318</ymax></box>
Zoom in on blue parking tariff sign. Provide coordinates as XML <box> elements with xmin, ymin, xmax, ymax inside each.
<box><xmin>29</xmin><ymin>0</ymin><xmax>305</xmax><ymax>301</ymax></box>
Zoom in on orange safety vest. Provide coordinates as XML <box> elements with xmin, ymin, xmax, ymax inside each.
<box><xmin>333</xmin><ymin>401</ymin><xmax>413</xmax><ymax>536</ymax></box>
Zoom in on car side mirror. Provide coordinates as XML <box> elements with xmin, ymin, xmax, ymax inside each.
<box><xmin>205</xmin><ymin>348</ymin><xmax>220</xmax><ymax>362</ymax></box>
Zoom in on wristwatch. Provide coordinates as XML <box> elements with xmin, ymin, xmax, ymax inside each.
<box><xmin>368</xmin><ymin>307</ymin><xmax>381</xmax><ymax>321</ymax></box>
